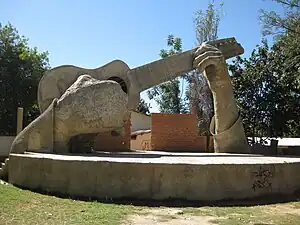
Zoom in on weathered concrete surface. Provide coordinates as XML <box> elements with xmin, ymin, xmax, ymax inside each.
<box><xmin>0</xmin><ymin>136</ymin><xmax>15</xmax><ymax>156</ymax></box>
<box><xmin>38</xmin><ymin>60</ymin><xmax>133</xmax><ymax>113</ymax></box>
<box><xmin>1</xmin><ymin>37</ymin><xmax>250</xmax><ymax>181</ymax></box>
<box><xmin>131</xmin><ymin>111</ymin><xmax>151</xmax><ymax>132</ymax></box>
<box><xmin>7</xmin><ymin>75</ymin><xmax>131</xmax><ymax>155</ymax></box>
<box><xmin>10</xmin><ymin>99</ymin><xmax>56</xmax><ymax>154</ymax></box>
<box><xmin>196</xmin><ymin>43</ymin><xmax>249</xmax><ymax>153</ymax></box>
<box><xmin>38</xmin><ymin>38</ymin><xmax>243</xmax><ymax>113</ymax></box>
<box><xmin>53</xmin><ymin>75</ymin><xmax>130</xmax><ymax>153</ymax></box>
<box><xmin>2</xmin><ymin>36</ymin><xmax>248</xmax><ymax>182</ymax></box>
<box><xmin>127</xmin><ymin>37</ymin><xmax>244</xmax><ymax>93</ymax></box>
<box><xmin>8</xmin><ymin>152</ymin><xmax>300</xmax><ymax>201</ymax></box>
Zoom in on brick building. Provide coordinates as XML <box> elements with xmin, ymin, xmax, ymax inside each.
<box><xmin>131</xmin><ymin>113</ymin><xmax>213</xmax><ymax>152</ymax></box>
<box><xmin>91</xmin><ymin>112</ymin><xmax>213</xmax><ymax>152</ymax></box>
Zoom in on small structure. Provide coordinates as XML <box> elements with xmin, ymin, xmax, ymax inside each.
<box><xmin>131</xmin><ymin>129</ymin><xmax>152</xmax><ymax>151</ymax></box>
<box><xmin>130</xmin><ymin>111</ymin><xmax>151</xmax><ymax>132</ymax></box>
<box><xmin>131</xmin><ymin>113</ymin><xmax>213</xmax><ymax>152</ymax></box>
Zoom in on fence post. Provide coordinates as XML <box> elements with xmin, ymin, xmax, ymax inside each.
<box><xmin>17</xmin><ymin>107</ymin><xmax>23</xmax><ymax>135</ymax></box>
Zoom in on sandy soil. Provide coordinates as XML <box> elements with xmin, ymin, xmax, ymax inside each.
<box><xmin>123</xmin><ymin>208</ymin><xmax>223</xmax><ymax>225</ymax></box>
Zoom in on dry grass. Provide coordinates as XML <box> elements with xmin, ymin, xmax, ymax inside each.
<box><xmin>1</xmin><ymin>181</ymin><xmax>300</xmax><ymax>225</ymax></box>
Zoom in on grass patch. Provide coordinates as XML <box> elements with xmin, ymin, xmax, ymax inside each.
<box><xmin>182</xmin><ymin>203</ymin><xmax>300</xmax><ymax>225</ymax></box>
<box><xmin>0</xmin><ymin>182</ymin><xmax>138</xmax><ymax>225</ymax></box>
<box><xmin>1</xmin><ymin>181</ymin><xmax>300</xmax><ymax>225</ymax></box>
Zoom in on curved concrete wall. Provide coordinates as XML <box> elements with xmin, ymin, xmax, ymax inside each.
<box><xmin>8</xmin><ymin>152</ymin><xmax>300</xmax><ymax>201</ymax></box>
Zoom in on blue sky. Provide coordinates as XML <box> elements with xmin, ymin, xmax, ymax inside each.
<box><xmin>1</xmin><ymin>0</ymin><xmax>283</xmax><ymax>112</ymax></box>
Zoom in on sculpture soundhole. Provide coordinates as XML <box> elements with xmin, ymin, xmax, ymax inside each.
<box><xmin>108</xmin><ymin>76</ymin><xmax>128</xmax><ymax>93</ymax></box>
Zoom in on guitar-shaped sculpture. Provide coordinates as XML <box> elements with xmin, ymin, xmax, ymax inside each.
<box><xmin>38</xmin><ymin>37</ymin><xmax>244</xmax><ymax>113</ymax></box>
<box><xmin>1</xmin><ymin>37</ymin><xmax>247</xmax><ymax>181</ymax></box>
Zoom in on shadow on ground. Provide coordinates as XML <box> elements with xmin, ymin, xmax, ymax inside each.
<box><xmin>8</xmin><ymin>182</ymin><xmax>300</xmax><ymax>208</ymax></box>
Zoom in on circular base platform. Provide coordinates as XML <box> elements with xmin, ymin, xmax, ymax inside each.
<box><xmin>7</xmin><ymin>151</ymin><xmax>300</xmax><ymax>201</ymax></box>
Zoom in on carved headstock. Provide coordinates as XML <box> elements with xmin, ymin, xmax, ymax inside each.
<box><xmin>206</xmin><ymin>37</ymin><xmax>244</xmax><ymax>60</ymax></box>
<box><xmin>127</xmin><ymin>37</ymin><xmax>245</xmax><ymax>97</ymax></box>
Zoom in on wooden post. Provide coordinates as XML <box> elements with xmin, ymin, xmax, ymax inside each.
<box><xmin>17</xmin><ymin>107</ymin><xmax>23</xmax><ymax>135</ymax></box>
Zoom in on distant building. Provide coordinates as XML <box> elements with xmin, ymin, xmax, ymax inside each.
<box><xmin>130</xmin><ymin>111</ymin><xmax>151</xmax><ymax>132</ymax></box>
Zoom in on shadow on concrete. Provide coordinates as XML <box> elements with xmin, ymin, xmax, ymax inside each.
<box><xmin>10</xmin><ymin>183</ymin><xmax>300</xmax><ymax>207</ymax></box>
<box><xmin>103</xmin><ymin>194</ymin><xmax>300</xmax><ymax>207</ymax></box>
<box><xmin>0</xmin><ymin>156</ymin><xmax>6</xmax><ymax>163</ymax></box>
<box><xmin>33</xmin><ymin>151</ymin><xmax>300</xmax><ymax>159</ymax></box>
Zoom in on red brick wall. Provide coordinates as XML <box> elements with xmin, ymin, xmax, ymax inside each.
<box><xmin>151</xmin><ymin>113</ymin><xmax>207</xmax><ymax>152</ymax></box>
<box><xmin>94</xmin><ymin>121</ymin><xmax>131</xmax><ymax>151</ymax></box>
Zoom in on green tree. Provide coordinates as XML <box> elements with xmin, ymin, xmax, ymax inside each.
<box><xmin>229</xmin><ymin>40</ymin><xmax>300</xmax><ymax>142</ymax></box>
<box><xmin>260</xmin><ymin>0</ymin><xmax>300</xmax><ymax>37</ymax></box>
<box><xmin>147</xmin><ymin>35</ymin><xmax>188</xmax><ymax>114</ymax></box>
<box><xmin>186</xmin><ymin>0</ymin><xmax>223</xmax><ymax>135</ymax></box>
<box><xmin>136</xmin><ymin>98</ymin><xmax>151</xmax><ymax>115</ymax></box>
<box><xmin>273</xmin><ymin>32</ymin><xmax>300</xmax><ymax>136</ymax></box>
<box><xmin>258</xmin><ymin>0</ymin><xmax>300</xmax><ymax>138</ymax></box>
<box><xmin>0</xmin><ymin>23</ymin><xmax>50</xmax><ymax>135</ymax></box>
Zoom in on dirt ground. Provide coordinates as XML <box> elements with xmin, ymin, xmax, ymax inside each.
<box><xmin>123</xmin><ymin>208</ymin><xmax>225</xmax><ymax>225</ymax></box>
<box><xmin>123</xmin><ymin>203</ymin><xmax>300</xmax><ymax>225</ymax></box>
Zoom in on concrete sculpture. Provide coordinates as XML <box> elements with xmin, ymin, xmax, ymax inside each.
<box><xmin>0</xmin><ymin>37</ymin><xmax>249</xmax><ymax>180</ymax></box>
<box><xmin>195</xmin><ymin>43</ymin><xmax>249</xmax><ymax>153</ymax></box>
